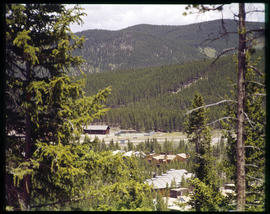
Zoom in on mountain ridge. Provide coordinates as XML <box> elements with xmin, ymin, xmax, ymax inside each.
<box><xmin>73</xmin><ymin>19</ymin><xmax>264</xmax><ymax>73</ymax></box>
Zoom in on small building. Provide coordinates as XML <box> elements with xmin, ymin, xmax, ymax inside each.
<box><xmin>220</xmin><ymin>183</ymin><xmax>236</xmax><ymax>196</ymax></box>
<box><xmin>115</xmin><ymin>129</ymin><xmax>137</xmax><ymax>136</ymax></box>
<box><xmin>83</xmin><ymin>125</ymin><xmax>110</xmax><ymax>135</ymax></box>
<box><xmin>170</xmin><ymin>188</ymin><xmax>189</xmax><ymax>198</ymax></box>
<box><xmin>176</xmin><ymin>153</ymin><xmax>189</xmax><ymax>162</ymax></box>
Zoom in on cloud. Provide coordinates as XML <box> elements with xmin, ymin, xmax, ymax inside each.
<box><xmin>67</xmin><ymin>4</ymin><xmax>265</xmax><ymax>32</ymax></box>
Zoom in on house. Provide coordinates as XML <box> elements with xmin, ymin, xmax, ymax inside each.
<box><xmin>220</xmin><ymin>183</ymin><xmax>236</xmax><ymax>196</ymax></box>
<box><xmin>176</xmin><ymin>153</ymin><xmax>189</xmax><ymax>162</ymax></box>
<box><xmin>83</xmin><ymin>125</ymin><xmax>110</xmax><ymax>135</ymax></box>
<box><xmin>152</xmin><ymin>154</ymin><xmax>176</xmax><ymax>164</ymax></box>
<box><xmin>146</xmin><ymin>153</ymin><xmax>189</xmax><ymax>165</ymax></box>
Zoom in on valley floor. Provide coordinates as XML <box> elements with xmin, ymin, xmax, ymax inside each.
<box><xmin>80</xmin><ymin>128</ymin><xmax>226</xmax><ymax>147</ymax></box>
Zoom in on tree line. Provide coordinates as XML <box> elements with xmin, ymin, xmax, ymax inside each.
<box><xmin>84</xmin><ymin>50</ymin><xmax>264</xmax><ymax>132</ymax></box>
<box><xmin>4</xmin><ymin>4</ymin><xmax>152</xmax><ymax>211</ymax></box>
<box><xmin>4</xmin><ymin>3</ymin><xmax>265</xmax><ymax>212</ymax></box>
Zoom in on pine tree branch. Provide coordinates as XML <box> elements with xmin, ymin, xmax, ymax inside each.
<box><xmin>200</xmin><ymin>32</ymin><xmax>238</xmax><ymax>46</ymax></box>
<box><xmin>247</xmin><ymin>65</ymin><xmax>263</xmax><ymax>76</ymax></box>
<box><xmin>207</xmin><ymin>117</ymin><xmax>237</xmax><ymax>126</ymax></box>
<box><xmin>246</xmin><ymin>28</ymin><xmax>265</xmax><ymax>34</ymax></box>
<box><xmin>253</xmin><ymin>93</ymin><xmax>266</xmax><ymax>96</ymax></box>
<box><xmin>246</xmin><ymin>81</ymin><xmax>265</xmax><ymax>88</ymax></box>
<box><xmin>185</xmin><ymin>99</ymin><xmax>236</xmax><ymax>115</ymax></box>
<box><xmin>5</xmin><ymin>91</ymin><xmax>24</xmax><ymax>111</ymax></box>
<box><xmin>245</xmin><ymin>9</ymin><xmax>265</xmax><ymax>14</ymax></box>
<box><xmin>246</xmin><ymin>175</ymin><xmax>263</xmax><ymax>182</ymax></box>
<box><xmin>211</xmin><ymin>47</ymin><xmax>237</xmax><ymax>65</ymax></box>
<box><xmin>245</xmin><ymin>164</ymin><xmax>259</xmax><ymax>168</ymax></box>
<box><xmin>200</xmin><ymin>4</ymin><xmax>225</xmax><ymax>12</ymax></box>
<box><xmin>10</xmin><ymin>61</ymin><xmax>27</xmax><ymax>79</ymax></box>
<box><xmin>244</xmin><ymin>145</ymin><xmax>263</xmax><ymax>151</ymax></box>
<box><xmin>243</xmin><ymin>111</ymin><xmax>256</xmax><ymax>128</ymax></box>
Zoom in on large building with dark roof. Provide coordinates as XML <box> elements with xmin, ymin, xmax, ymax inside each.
<box><xmin>83</xmin><ymin>125</ymin><xmax>110</xmax><ymax>135</ymax></box>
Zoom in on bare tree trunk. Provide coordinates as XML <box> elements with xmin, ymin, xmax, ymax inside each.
<box><xmin>22</xmin><ymin>113</ymin><xmax>31</xmax><ymax>210</ymax></box>
<box><xmin>236</xmin><ymin>3</ymin><xmax>246</xmax><ymax>211</ymax></box>
<box><xmin>21</xmin><ymin>61</ymin><xmax>32</xmax><ymax>211</ymax></box>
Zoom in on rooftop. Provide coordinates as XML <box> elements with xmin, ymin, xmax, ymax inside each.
<box><xmin>83</xmin><ymin>125</ymin><xmax>110</xmax><ymax>130</ymax></box>
<box><xmin>177</xmin><ymin>153</ymin><xmax>188</xmax><ymax>159</ymax></box>
<box><xmin>146</xmin><ymin>169</ymin><xmax>193</xmax><ymax>189</ymax></box>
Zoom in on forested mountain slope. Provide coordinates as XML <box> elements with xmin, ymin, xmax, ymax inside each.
<box><xmin>73</xmin><ymin>19</ymin><xmax>264</xmax><ymax>73</ymax></box>
<box><xmin>83</xmin><ymin>50</ymin><xmax>264</xmax><ymax>131</ymax></box>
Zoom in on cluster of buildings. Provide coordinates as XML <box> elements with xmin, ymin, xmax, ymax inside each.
<box><xmin>146</xmin><ymin>169</ymin><xmax>236</xmax><ymax>211</ymax></box>
<box><xmin>146</xmin><ymin>153</ymin><xmax>189</xmax><ymax>165</ymax></box>
<box><xmin>81</xmin><ymin>125</ymin><xmax>156</xmax><ymax>145</ymax></box>
<box><xmin>82</xmin><ymin>125</ymin><xmax>155</xmax><ymax>137</ymax></box>
<box><xmin>147</xmin><ymin>169</ymin><xmax>193</xmax><ymax>211</ymax></box>
<box><xmin>83</xmin><ymin>125</ymin><xmax>235</xmax><ymax>211</ymax></box>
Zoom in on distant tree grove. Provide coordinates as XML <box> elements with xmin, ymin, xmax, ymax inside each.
<box><xmin>4</xmin><ymin>4</ymin><xmax>152</xmax><ymax>211</ymax></box>
<box><xmin>4</xmin><ymin>3</ymin><xmax>265</xmax><ymax>212</ymax></box>
<box><xmin>84</xmin><ymin>50</ymin><xmax>264</xmax><ymax>132</ymax></box>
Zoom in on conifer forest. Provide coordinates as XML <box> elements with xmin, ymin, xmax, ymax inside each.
<box><xmin>4</xmin><ymin>3</ymin><xmax>266</xmax><ymax>211</ymax></box>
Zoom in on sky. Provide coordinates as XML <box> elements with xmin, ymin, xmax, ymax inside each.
<box><xmin>66</xmin><ymin>3</ymin><xmax>265</xmax><ymax>33</ymax></box>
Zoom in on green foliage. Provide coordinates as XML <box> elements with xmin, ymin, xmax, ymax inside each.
<box><xmin>188</xmin><ymin>178</ymin><xmax>230</xmax><ymax>211</ymax></box>
<box><xmin>5</xmin><ymin>3</ymin><xmax>265</xmax><ymax>211</ymax></box>
<box><xmin>184</xmin><ymin>93</ymin><xmax>223</xmax><ymax>210</ymax></box>
<box><xmin>5</xmin><ymin>4</ymin><xmax>146</xmax><ymax>211</ymax></box>
<box><xmin>29</xmin><ymin>142</ymin><xmax>155</xmax><ymax>211</ymax></box>
<box><xmin>155</xmin><ymin>191</ymin><xmax>168</xmax><ymax>211</ymax></box>
<box><xmin>163</xmin><ymin>139</ymin><xmax>174</xmax><ymax>153</ymax></box>
<box><xmin>221</xmin><ymin>50</ymin><xmax>265</xmax><ymax>211</ymax></box>
<box><xmin>185</xmin><ymin>94</ymin><xmax>212</xmax><ymax>182</ymax></box>
<box><xmin>84</xmin><ymin>53</ymin><xmax>246</xmax><ymax>131</ymax></box>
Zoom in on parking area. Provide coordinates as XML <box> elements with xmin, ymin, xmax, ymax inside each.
<box><xmin>79</xmin><ymin>128</ymin><xmax>225</xmax><ymax>147</ymax></box>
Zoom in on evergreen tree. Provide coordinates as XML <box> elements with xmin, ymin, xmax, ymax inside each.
<box><xmin>184</xmin><ymin>93</ymin><xmax>222</xmax><ymax>211</ymax></box>
<box><xmin>155</xmin><ymin>191</ymin><xmax>167</xmax><ymax>211</ymax></box>
<box><xmin>115</xmin><ymin>142</ymin><xmax>120</xmax><ymax>150</ymax></box>
<box><xmin>5</xmin><ymin>4</ymin><xmax>111</xmax><ymax>210</ymax></box>
<box><xmin>100</xmin><ymin>139</ymin><xmax>107</xmax><ymax>151</ymax></box>
<box><xmin>185</xmin><ymin>93</ymin><xmax>214</xmax><ymax>184</ymax></box>
<box><xmin>184</xmin><ymin>4</ymin><xmax>265</xmax><ymax>210</ymax></box>
<box><xmin>108</xmin><ymin>139</ymin><xmax>115</xmax><ymax>150</ymax></box>
<box><xmin>221</xmin><ymin>50</ymin><xmax>265</xmax><ymax>211</ymax></box>
<box><xmin>127</xmin><ymin>140</ymin><xmax>134</xmax><ymax>151</ymax></box>
<box><xmin>163</xmin><ymin>139</ymin><xmax>173</xmax><ymax>154</ymax></box>
<box><xmin>244</xmin><ymin>52</ymin><xmax>265</xmax><ymax>211</ymax></box>
<box><xmin>188</xmin><ymin>178</ymin><xmax>230</xmax><ymax>211</ymax></box>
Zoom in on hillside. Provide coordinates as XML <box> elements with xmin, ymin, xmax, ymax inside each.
<box><xmin>83</xmin><ymin>50</ymin><xmax>265</xmax><ymax>131</ymax></box>
<box><xmin>74</xmin><ymin>19</ymin><xmax>264</xmax><ymax>73</ymax></box>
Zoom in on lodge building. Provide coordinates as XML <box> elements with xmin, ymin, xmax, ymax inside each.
<box><xmin>83</xmin><ymin>125</ymin><xmax>110</xmax><ymax>135</ymax></box>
